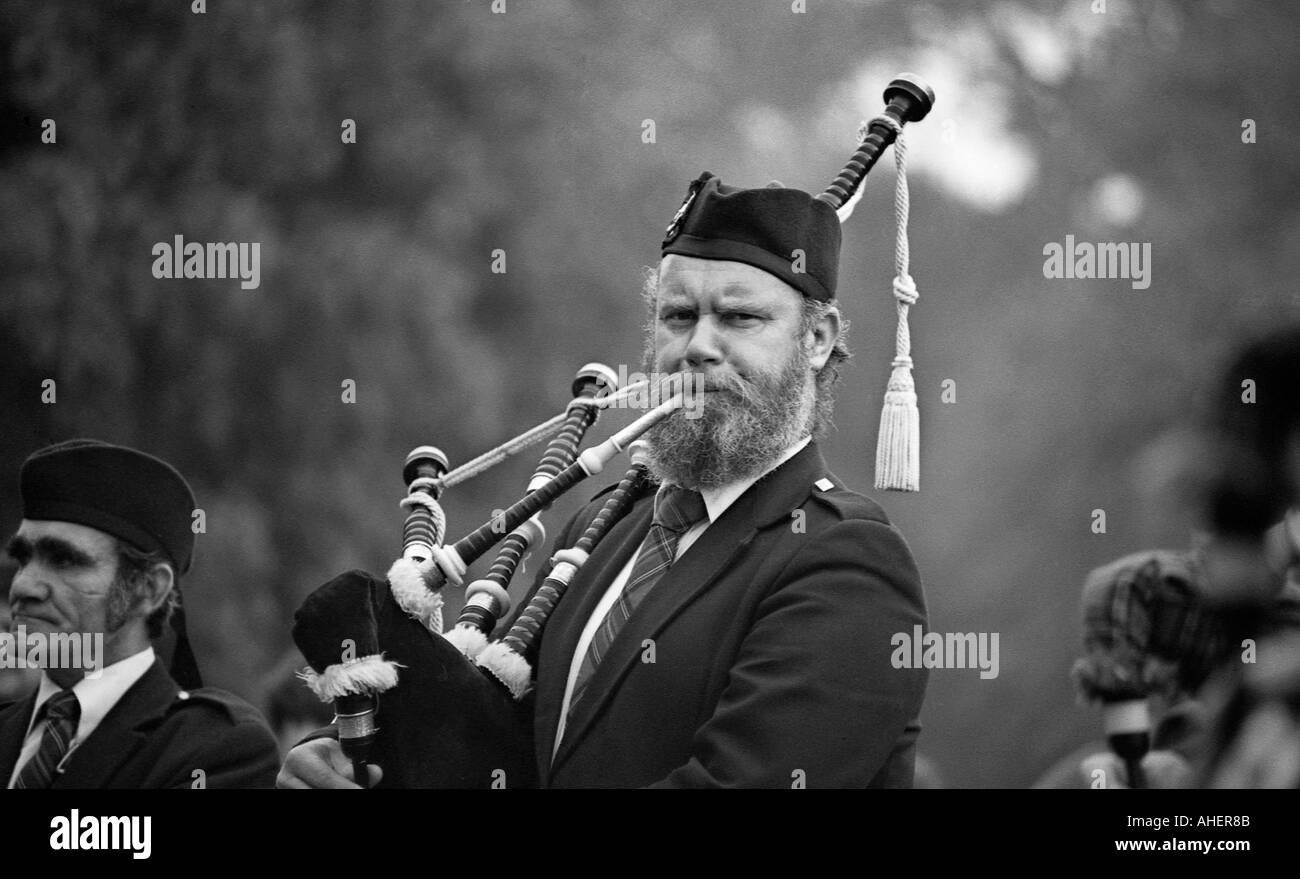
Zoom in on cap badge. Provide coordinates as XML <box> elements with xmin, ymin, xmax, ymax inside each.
<box><xmin>664</xmin><ymin>175</ymin><xmax>709</xmax><ymax>245</ymax></box>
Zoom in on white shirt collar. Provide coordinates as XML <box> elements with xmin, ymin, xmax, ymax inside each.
<box><xmin>30</xmin><ymin>646</ymin><xmax>157</xmax><ymax>746</ymax></box>
<box><xmin>693</xmin><ymin>435</ymin><xmax>812</xmax><ymax>525</ymax></box>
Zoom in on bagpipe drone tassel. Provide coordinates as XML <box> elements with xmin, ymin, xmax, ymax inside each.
<box><xmin>811</xmin><ymin>73</ymin><xmax>932</xmax><ymax>492</ymax></box>
<box><xmin>874</xmin><ymin>121</ymin><xmax>920</xmax><ymax>492</ymax></box>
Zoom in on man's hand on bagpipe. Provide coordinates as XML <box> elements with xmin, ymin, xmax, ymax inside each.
<box><xmin>277</xmin><ymin>737</ymin><xmax>383</xmax><ymax>790</ymax></box>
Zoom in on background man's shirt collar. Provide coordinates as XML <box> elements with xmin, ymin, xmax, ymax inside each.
<box><xmin>30</xmin><ymin>645</ymin><xmax>156</xmax><ymax>746</ymax></box>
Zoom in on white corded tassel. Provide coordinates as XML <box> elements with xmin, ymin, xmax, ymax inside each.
<box><xmin>875</xmin><ymin>354</ymin><xmax>919</xmax><ymax>491</ymax></box>
<box><xmin>874</xmin><ymin>128</ymin><xmax>920</xmax><ymax>492</ymax></box>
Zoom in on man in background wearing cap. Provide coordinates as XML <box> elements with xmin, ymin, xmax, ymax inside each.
<box><xmin>281</xmin><ymin>173</ymin><xmax>929</xmax><ymax>788</ymax></box>
<box><xmin>0</xmin><ymin>439</ymin><xmax>279</xmax><ymax>788</ymax></box>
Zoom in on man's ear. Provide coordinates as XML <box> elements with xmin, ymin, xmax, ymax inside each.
<box><xmin>137</xmin><ymin>562</ymin><xmax>176</xmax><ymax>616</ymax></box>
<box><xmin>806</xmin><ymin>305</ymin><xmax>841</xmax><ymax>371</ymax></box>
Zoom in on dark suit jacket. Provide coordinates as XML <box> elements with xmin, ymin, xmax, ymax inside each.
<box><xmin>0</xmin><ymin>659</ymin><xmax>280</xmax><ymax>789</ymax></box>
<box><xmin>514</xmin><ymin>441</ymin><xmax>929</xmax><ymax>788</ymax></box>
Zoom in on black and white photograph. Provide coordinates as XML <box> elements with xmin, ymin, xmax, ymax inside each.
<box><xmin>1</xmin><ymin>0</ymin><xmax>1297</xmax><ymax>861</ymax></box>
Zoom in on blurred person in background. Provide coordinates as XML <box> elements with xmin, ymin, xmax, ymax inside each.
<box><xmin>1042</xmin><ymin>326</ymin><xmax>1300</xmax><ymax>788</ymax></box>
<box><xmin>1193</xmin><ymin>326</ymin><xmax>1300</xmax><ymax>787</ymax></box>
<box><xmin>0</xmin><ymin>439</ymin><xmax>280</xmax><ymax>788</ymax></box>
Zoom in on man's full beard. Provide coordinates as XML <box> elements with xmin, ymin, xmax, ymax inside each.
<box><xmin>644</xmin><ymin>346</ymin><xmax>815</xmax><ymax>490</ymax></box>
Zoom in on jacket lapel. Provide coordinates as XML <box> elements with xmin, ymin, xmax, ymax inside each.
<box><xmin>0</xmin><ymin>691</ymin><xmax>38</xmax><ymax>785</ymax></box>
<box><xmin>535</xmin><ymin>497</ymin><xmax>654</xmax><ymax>777</ymax></box>
<box><xmin>549</xmin><ymin>442</ymin><xmax>830</xmax><ymax>777</ymax></box>
<box><xmin>55</xmin><ymin>659</ymin><xmax>178</xmax><ymax>788</ymax></box>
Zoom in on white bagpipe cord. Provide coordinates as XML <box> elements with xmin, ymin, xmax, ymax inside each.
<box><xmin>874</xmin><ymin>124</ymin><xmax>921</xmax><ymax>492</ymax></box>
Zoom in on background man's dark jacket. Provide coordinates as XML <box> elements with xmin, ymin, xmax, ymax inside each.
<box><xmin>515</xmin><ymin>441</ymin><xmax>929</xmax><ymax>788</ymax></box>
<box><xmin>0</xmin><ymin>658</ymin><xmax>279</xmax><ymax>788</ymax></box>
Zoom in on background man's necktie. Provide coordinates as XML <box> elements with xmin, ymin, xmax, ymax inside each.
<box><xmin>566</xmin><ymin>483</ymin><xmax>708</xmax><ymax>721</ymax></box>
<box><xmin>14</xmin><ymin>689</ymin><xmax>80</xmax><ymax>789</ymax></box>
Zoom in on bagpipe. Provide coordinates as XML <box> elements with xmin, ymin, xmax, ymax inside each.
<box><xmin>291</xmin><ymin>74</ymin><xmax>936</xmax><ymax>788</ymax></box>
<box><xmin>292</xmin><ymin>367</ymin><xmax>670</xmax><ymax>788</ymax></box>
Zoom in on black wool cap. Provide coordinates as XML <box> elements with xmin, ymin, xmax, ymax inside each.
<box><xmin>661</xmin><ymin>171</ymin><xmax>841</xmax><ymax>302</ymax></box>
<box><xmin>19</xmin><ymin>439</ymin><xmax>198</xmax><ymax>574</ymax></box>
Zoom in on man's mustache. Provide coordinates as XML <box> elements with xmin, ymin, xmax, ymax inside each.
<box><xmin>704</xmin><ymin>373</ymin><xmax>774</xmax><ymax>408</ymax></box>
<box><xmin>683</xmin><ymin>370</ymin><xmax>760</xmax><ymax>397</ymax></box>
<box><xmin>8</xmin><ymin>607</ymin><xmax>56</xmax><ymax>628</ymax></box>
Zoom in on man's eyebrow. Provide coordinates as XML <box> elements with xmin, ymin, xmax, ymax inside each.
<box><xmin>25</xmin><ymin>536</ymin><xmax>99</xmax><ymax>567</ymax></box>
<box><xmin>717</xmin><ymin>283</ymin><xmax>777</xmax><ymax>305</ymax></box>
<box><xmin>655</xmin><ymin>284</ymin><xmax>777</xmax><ymax>314</ymax></box>
<box><xmin>657</xmin><ymin>295</ymin><xmax>695</xmax><ymax>311</ymax></box>
<box><xmin>5</xmin><ymin>534</ymin><xmax>30</xmax><ymax>560</ymax></box>
<box><xmin>715</xmin><ymin>299</ymin><xmax>773</xmax><ymax>313</ymax></box>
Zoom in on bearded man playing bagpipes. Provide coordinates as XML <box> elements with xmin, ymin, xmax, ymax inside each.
<box><xmin>280</xmin><ymin>76</ymin><xmax>935</xmax><ymax>789</ymax></box>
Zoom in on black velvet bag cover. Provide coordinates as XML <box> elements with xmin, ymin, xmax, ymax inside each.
<box><xmin>294</xmin><ymin>569</ymin><xmax>536</xmax><ymax>789</ymax></box>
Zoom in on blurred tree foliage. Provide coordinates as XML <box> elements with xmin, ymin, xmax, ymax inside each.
<box><xmin>2</xmin><ymin>0</ymin><xmax>1297</xmax><ymax>785</ymax></box>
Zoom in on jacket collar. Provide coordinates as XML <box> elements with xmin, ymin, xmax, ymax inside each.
<box><xmin>53</xmin><ymin>659</ymin><xmax>180</xmax><ymax>788</ymax></box>
<box><xmin>697</xmin><ymin>435</ymin><xmax>811</xmax><ymax>523</ymax></box>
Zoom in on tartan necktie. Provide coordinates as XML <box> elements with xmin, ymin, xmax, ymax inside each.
<box><xmin>13</xmin><ymin>688</ymin><xmax>81</xmax><ymax>789</ymax></box>
<box><xmin>566</xmin><ymin>483</ymin><xmax>708</xmax><ymax>719</ymax></box>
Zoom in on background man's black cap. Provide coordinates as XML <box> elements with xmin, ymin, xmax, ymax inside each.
<box><xmin>661</xmin><ymin>171</ymin><xmax>842</xmax><ymax>302</ymax></box>
<box><xmin>19</xmin><ymin>439</ymin><xmax>197</xmax><ymax>574</ymax></box>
